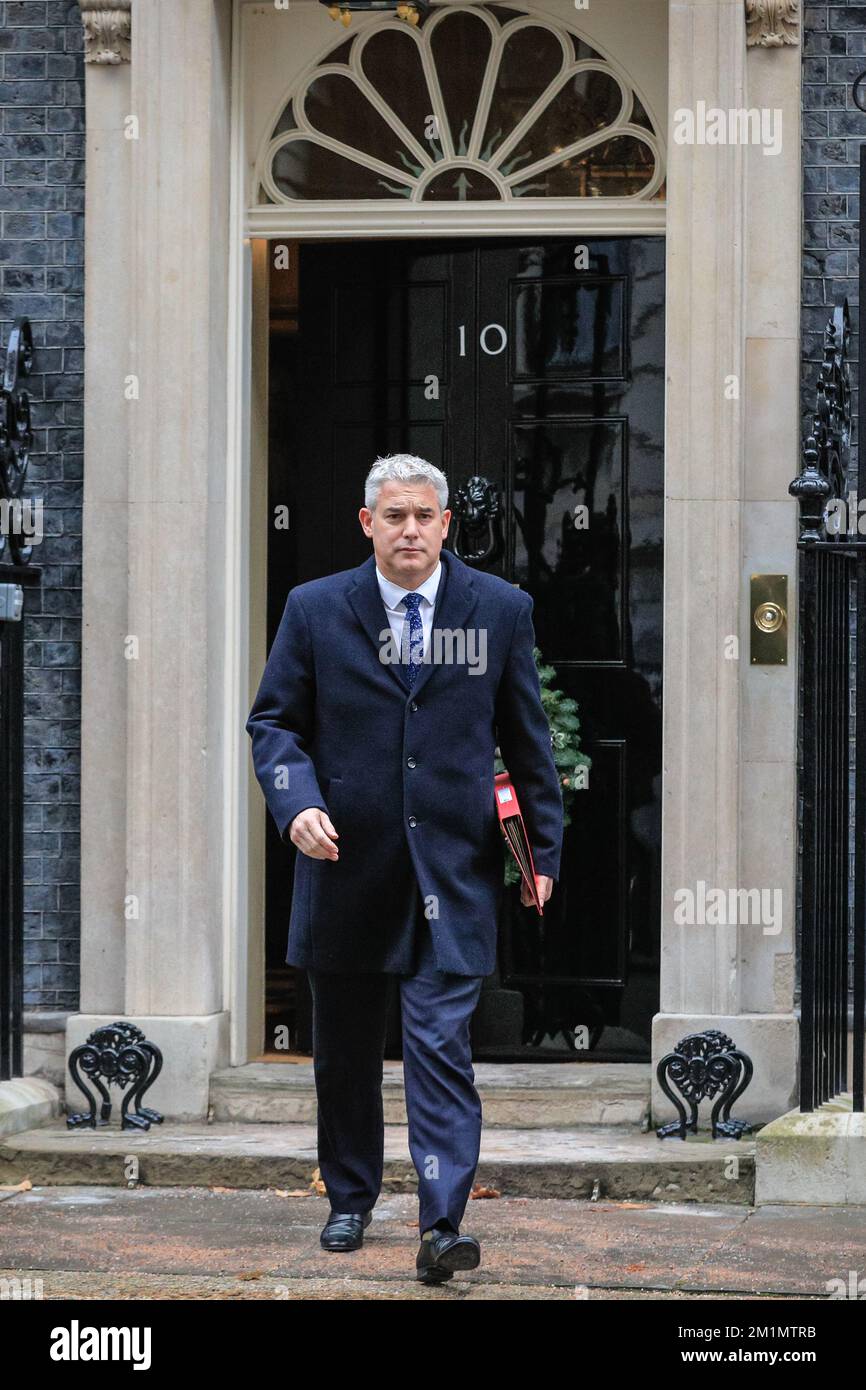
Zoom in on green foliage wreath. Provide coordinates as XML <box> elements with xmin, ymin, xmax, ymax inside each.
<box><xmin>494</xmin><ymin>646</ymin><xmax>591</xmax><ymax>888</ymax></box>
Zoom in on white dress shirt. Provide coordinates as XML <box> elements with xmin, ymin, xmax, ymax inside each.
<box><xmin>375</xmin><ymin>558</ymin><xmax>442</xmax><ymax>664</ymax></box>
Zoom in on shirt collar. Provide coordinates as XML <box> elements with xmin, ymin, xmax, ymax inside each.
<box><xmin>375</xmin><ymin>557</ymin><xmax>442</xmax><ymax>611</ymax></box>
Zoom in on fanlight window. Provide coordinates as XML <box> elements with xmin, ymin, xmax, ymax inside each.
<box><xmin>258</xmin><ymin>4</ymin><xmax>664</xmax><ymax>204</ymax></box>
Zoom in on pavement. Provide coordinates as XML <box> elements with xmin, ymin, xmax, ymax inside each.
<box><xmin>0</xmin><ymin>1183</ymin><xmax>861</xmax><ymax>1300</ymax></box>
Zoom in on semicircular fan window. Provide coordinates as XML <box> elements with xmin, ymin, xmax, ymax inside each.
<box><xmin>259</xmin><ymin>4</ymin><xmax>663</xmax><ymax>204</ymax></box>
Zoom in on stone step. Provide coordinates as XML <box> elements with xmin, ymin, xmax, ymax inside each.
<box><xmin>209</xmin><ymin>1061</ymin><xmax>652</xmax><ymax>1129</ymax></box>
<box><xmin>0</xmin><ymin>1119</ymin><xmax>755</xmax><ymax>1204</ymax></box>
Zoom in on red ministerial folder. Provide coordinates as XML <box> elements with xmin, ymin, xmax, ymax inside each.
<box><xmin>494</xmin><ymin>771</ymin><xmax>544</xmax><ymax>916</ymax></box>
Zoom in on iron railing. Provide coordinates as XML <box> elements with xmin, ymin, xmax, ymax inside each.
<box><xmin>789</xmin><ymin>291</ymin><xmax>865</xmax><ymax>1112</ymax></box>
<box><xmin>0</xmin><ymin>316</ymin><xmax>37</xmax><ymax>1082</ymax></box>
<box><xmin>0</xmin><ymin>614</ymin><xmax>24</xmax><ymax>1080</ymax></box>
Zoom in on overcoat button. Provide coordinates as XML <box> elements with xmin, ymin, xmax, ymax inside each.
<box><xmin>407</xmin><ymin>756</ymin><xmax>416</xmax><ymax>768</ymax></box>
<box><xmin>410</xmin><ymin>701</ymin><xmax>418</xmax><ymax>712</ymax></box>
<box><xmin>408</xmin><ymin>815</ymin><xmax>417</xmax><ymax>828</ymax></box>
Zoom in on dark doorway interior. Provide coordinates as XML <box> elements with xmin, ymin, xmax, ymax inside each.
<box><xmin>262</xmin><ymin>235</ymin><xmax>664</xmax><ymax>1063</ymax></box>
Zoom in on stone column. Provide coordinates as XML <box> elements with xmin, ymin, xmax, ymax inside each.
<box><xmin>653</xmin><ymin>0</ymin><xmax>799</xmax><ymax>1123</ymax></box>
<box><xmin>740</xmin><ymin>4</ymin><xmax>801</xmax><ymax>1035</ymax></box>
<box><xmin>71</xmin><ymin>0</ymin><xmax>233</xmax><ymax>1117</ymax></box>
<box><xmin>79</xmin><ymin>1</ymin><xmax>132</xmax><ymax>1022</ymax></box>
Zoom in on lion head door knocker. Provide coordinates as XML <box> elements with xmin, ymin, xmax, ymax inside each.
<box><xmin>451</xmin><ymin>475</ymin><xmax>504</xmax><ymax>567</ymax></box>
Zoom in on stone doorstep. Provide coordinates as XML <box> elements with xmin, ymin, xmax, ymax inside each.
<box><xmin>756</xmin><ymin>1096</ymin><xmax>866</xmax><ymax>1205</ymax></box>
<box><xmin>0</xmin><ymin>1077</ymin><xmax>62</xmax><ymax>1141</ymax></box>
<box><xmin>209</xmin><ymin>1060</ymin><xmax>653</xmax><ymax>1129</ymax></box>
<box><xmin>0</xmin><ymin>1119</ymin><xmax>755</xmax><ymax>1205</ymax></box>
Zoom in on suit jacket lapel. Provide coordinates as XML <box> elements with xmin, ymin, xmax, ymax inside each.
<box><xmin>345</xmin><ymin>547</ymin><xmax>480</xmax><ymax>699</ymax></box>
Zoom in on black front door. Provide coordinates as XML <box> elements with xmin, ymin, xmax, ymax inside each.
<box><xmin>267</xmin><ymin>235</ymin><xmax>664</xmax><ymax>1061</ymax></box>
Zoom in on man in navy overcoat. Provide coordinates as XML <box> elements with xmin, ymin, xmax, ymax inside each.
<box><xmin>246</xmin><ymin>454</ymin><xmax>563</xmax><ymax>1284</ymax></box>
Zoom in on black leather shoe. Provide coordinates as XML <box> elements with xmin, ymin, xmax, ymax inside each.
<box><xmin>416</xmin><ymin>1228</ymin><xmax>481</xmax><ymax>1284</ymax></box>
<box><xmin>320</xmin><ymin>1209</ymin><xmax>373</xmax><ymax>1251</ymax></box>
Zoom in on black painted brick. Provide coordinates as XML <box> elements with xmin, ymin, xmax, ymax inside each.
<box><xmin>2</xmin><ymin>0</ymin><xmax>83</xmax><ymax>1008</ymax></box>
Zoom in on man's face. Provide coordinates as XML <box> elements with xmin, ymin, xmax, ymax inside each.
<box><xmin>359</xmin><ymin>479</ymin><xmax>451</xmax><ymax>588</ymax></box>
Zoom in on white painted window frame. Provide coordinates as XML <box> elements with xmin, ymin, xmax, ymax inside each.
<box><xmin>246</xmin><ymin>1</ymin><xmax>666</xmax><ymax>239</ymax></box>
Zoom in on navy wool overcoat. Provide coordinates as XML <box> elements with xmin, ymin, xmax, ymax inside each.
<box><xmin>246</xmin><ymin>546</ymin><xmax>564</xmax><ymax>976</ymax></box>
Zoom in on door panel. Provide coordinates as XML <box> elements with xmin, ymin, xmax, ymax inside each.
<box><xmin>268</xmin><ymin>235</ymin><xmax>664</xmax><ymax>1060</ymax></box>
<box><xmin>510</xmin><ymin>278</ymin><xmax>627</xmax><ymax>381</ymax></box>
<box><xmin>510</xmin><ymin>418</ymin><xmax>627</xmax><ymax>660</ymax></box>
<box><xmin>473</xmin><ymin>237</ymin><xmax>664</xmax><ymax>1056</ymax></box>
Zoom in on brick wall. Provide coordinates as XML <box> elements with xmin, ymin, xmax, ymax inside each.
<box><xmin>0</xmin><ymin>0</ymin><xmax>84</xmax><ymax>1010</ymax></box>
<box><xmin>802</xmin><ymin>1</ymin><xmax>863</xmax><ymax>465</ymax></box>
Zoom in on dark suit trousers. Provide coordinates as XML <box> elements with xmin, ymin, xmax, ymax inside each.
<box><xmin>307</xmin><ymin>901</ymin><xmax>485</xmax><ymax>1233</ymax></box>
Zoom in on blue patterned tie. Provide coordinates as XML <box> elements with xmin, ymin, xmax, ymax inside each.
<box><xmin>401</xmin><ymin>591</ymin><xmax>424</xmax><ymax>688</ymax></box>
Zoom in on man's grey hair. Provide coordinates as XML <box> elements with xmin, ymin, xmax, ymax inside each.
<box><xmin>364</xmin><ymin>454</ymin><xmax>448</xmax><ymax>513</ymax></box>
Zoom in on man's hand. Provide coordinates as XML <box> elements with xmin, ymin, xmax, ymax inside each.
<box><xmin>521</xmin><ymin>874</ymin><xmax>554</xmax><ymax>910</ymax></box>
<box><xmin>289</xmin><ymin>807</ymin><xmax>339</xmax><ymax>861</ymax></box>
